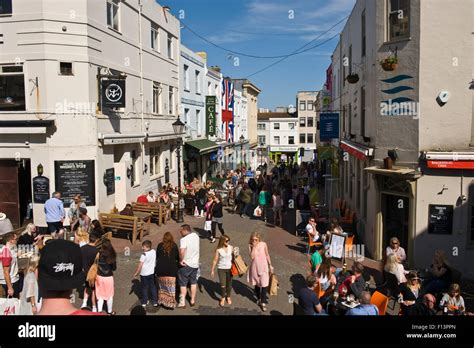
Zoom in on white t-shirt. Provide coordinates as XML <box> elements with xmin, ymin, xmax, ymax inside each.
<box><xmin>306</xmin><ymin>224</ymin><xmax>320</xmax><ymax>242</ymax></box>
<box><xmin>19</xmin><ymin>271</ymin><xmax>41</xmax><ymax>315</ymax></box>
<box><xmin>139</xmin><ymin>249</ymin><xmax>156</xmax><ymax>276</ymax></box>
<box><xmin>217</xmin><ymin>245</ymin><xmax>233</xmax><ymax>270</ymax></box>
<box><xmin>180</xmin><ymin>232</ymin><xmax>200</xmax><ymax>269</ymax></box>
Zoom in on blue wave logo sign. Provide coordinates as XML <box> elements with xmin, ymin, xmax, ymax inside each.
<box><xmin>380</xmin><ymin>75</ymin><xmax>418</xmax><ymax>117</ymax></box>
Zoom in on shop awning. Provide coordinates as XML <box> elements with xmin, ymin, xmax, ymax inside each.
<box><xmin>340</xmin><ymin>140</ymin><xmax>374</xmax><ymax>161</ymax></box>
<box><xmin>365</xmin><ymin>166</ymin><xmax>421</xmax><ymax>178</ymax></box>
<box><xmin>425</xmin><ymin>151</ymin><xmax>474</xmax><ymax>169</ymax></box>
<box><xmin>185</xmin><ymin>139</ymin><xmax>219</xmax><ymax>155</ymax></box>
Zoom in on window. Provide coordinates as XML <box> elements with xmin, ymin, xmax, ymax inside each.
<box><xmin>288</xmin><ymin>123</ymin><xmax>295</xmax><ymax>130</ymax></box>
<box><xmin>151</xmin><ymin>23</ymin><xmax>159</xmax><ymax>51</ymax></box>
<box><xmin>274</xmin><ymin>123</ymin><xmax>280</xmax><ymax>130</ymax></box>
<box><xmin>362</xmin><ymin>164</ymin><xmax>368</xmax><ymax>219</ymax></box>
<box><xmin>152</xmin><ymin>82</ymin><xmax>161</xmax><ymax>114</ymax></box>
<box><xmin>184</xmin><ymin>108</ymin><xmax>190</xmax><ymax>134</ymax></box>
<box><xmin>195</xmin><ymin>70</ymin><xmax>201</xmax><ymax>94</ymax></box>
<box><xmin>361</xmin><ymin>86</ymin><xmax>366</xmax><ymax>136</ymax></box>
<box><xmin>107</xmin><ymin>0</ymin><xmax>120</xmax><ymax>31</ymax></box>
<box><xmin>307</xmin><ymin>102</ymin><xmax>314</xmax><ymax>111</ymax></box>
<box><xmin>196</xmin><ymin>109</ymin><xmax>201</xmax><ymax>135</ymax></box>
<box><xmin>361</xmin><ymin>10</ymin><xmax>366</xmax><ymax>57</ymax></box>
<box><xmin>258</xmin><ymin>135</ymin><xmax>266</xmax><ymax>145</ymax></box>
<box><xmin>307</xmin><ymin>117</ymin><xmax>314</xmax><ymax>128</ymax></box>
<box><xmin>207</xmin><ymin>81</ymin><xmax>211</xmax><ymax>95</ymax></box>
<box><xmin>289</xmin><ymin>136</ymin><xmax>295</xmax><ymax>145</ymax></box>
<box><xmin>274</xmin><ymin>136</ymin><xmax>280</xmax><ymax>145</ymax></box>
<box><xmin>168</xmin><ymin>86</ymin><xmax>174</xmax><ymax>115</ymax></box>
<box><xmin>184</xmin><ymin>65</ymin><xmax>189</xmax><ymax>91</ymax></box>
<box><xmin>0</xmin><ymin>0</ymin><xmax>13</xmax><ymax>15</ymax></box>
<box><xmin>307</xmin><ymin>134</ymin><xmax>314</xmax><ymax>143</ymax></box>
<box><xmin>299</xmin><ymin>134</ymin><xmax>306</xmax><ymax>144</ymax></box>
<box><xmin>149</xmin><ymin>145</ymin><xmax>162</xmax><ymax>177</ymax></box>
<box><xmin>388</xmin><ymin>0</ymin><xmax>410</xmax><ymax>41</ymax></box>
<box><xmin>0</xmin><ymin>65</ymin><xmax>25</xmax><ymax>111</ymax></box>
<box><xmin>257</xmin><ymin>123</ymin><xmax>266</xmax><ymax>130</ymax></box>
<box><xmin>59</xmin><ymin>62</ymin><xmax>73</xmax><ymax>75</ymax></box>
<box><xmin>131</xmin><ymin>149</ymin><xmax>139</xmax><ymax>186</ymax></box>
<box><xmin>299</xmin><ymin>117</ymin><xmax>306</xmax><ymax>127</ymax></box>
<box><xmin>348</xmin><ymin>103</ymin><xmax>352</xmax><ymax>134</ymax></box>
<box><xmin>169</xmin><ymin>147</ymin><xmax>175</xmax><ymax>170</ymax></box>
<box><xmin>299</xmin><ymin>101</ymin><xmax>306</xmax><ymax>111</ymax></box>
<box><xmin>167</xmin><ymin>34</ymin><xmax>173</xmax><ymax>59</ymax></box>
<box><xmin>349</xmin><ymin>45</ymin><xmax>353</xmax><ymax>75</ymax></box>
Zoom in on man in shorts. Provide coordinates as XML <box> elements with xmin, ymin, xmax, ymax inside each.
<box><xmin>44</xmin><ymin>192</ymin><xmax>65</xmax><ymax>235</ymax></box>
<box><xmin>178</xmin><ymin>224</ymin><xmax>200</xmax><ymax>308</ymax></box>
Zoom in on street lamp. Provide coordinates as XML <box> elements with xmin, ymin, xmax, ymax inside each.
<box><xmin>172</xmin><ymin>117</ymin><xmax>185</xmax><ymax>223</ymax></box>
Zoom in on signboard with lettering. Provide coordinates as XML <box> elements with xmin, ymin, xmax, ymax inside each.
<box><xmin>55</xmin><ymin>160</ymin><xmax>96</xmax><ymax>206</ymax></box>
<box><xmin>0</xmin><ymin>0</ymin><xmax>12</xmax><ymax>15</ymax></box>
<box><xmin>320</xmin><ymin>113</ymin><xmax>339</xmax><ymax>141</ymax></box>
<box><xmin>206</xmin><ymin>96</ymin><xmax>216</xmax><ymax>136</ymax></box>
<box><xmin>104</xmin><ymin>168</ymin><xmax>115</xmax><ymax>196</ymax></box>
<box><xmin>32</xmin><ymin>176</ymin><xmax>50</xmax><ymax>204</ymax></box>
<box><xmin>101</xmin><ymin>79</ymin><xmax>126</xmax><ymax>108</ymax></box>
<box><xmin>428</xmin><ymin>204</ymin><xmax>453</xmax><ymax>235</ymax></box>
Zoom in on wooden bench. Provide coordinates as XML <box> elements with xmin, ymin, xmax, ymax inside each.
<box><xmin>132</xmin><ymin>202</ymin><xmax>163</xmax><ymax>226</ymax></box>
<box><xmin>99</xmin><ymin>213</ymin><xmax>148</xmax><ymax>244</ymax></box>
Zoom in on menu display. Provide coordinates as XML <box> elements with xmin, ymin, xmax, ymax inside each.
<box><xmin>54</xmin><ymin>160</ymin><xmax>96</xmax><ymax>206</ymax></box>
<box><xmin>32</xmin><ymin>176</ymin><xmax>50</xmax><ymax>203</ymax></box>
<box><xmin>104</xmin><ymin>168</ymin><xmax>115</xmax><ymax>196</ymax></box>
<box><xmin>428</xmin><ymin>204</ymin><xmax>453</xmax><ymax>235</ymax></box>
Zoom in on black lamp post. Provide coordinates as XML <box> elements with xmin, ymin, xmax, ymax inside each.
<box><xmin>172</xmin><ymin>117</ymin><xmax>185</xmax><ymax>223</ymax></box>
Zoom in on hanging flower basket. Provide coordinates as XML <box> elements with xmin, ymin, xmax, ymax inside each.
<box><xmin>380</xmin><ymin>56</ymin><xmax>398</xmax><ymax>71</ymax></box>
<box><xmin>346</xmin><ymin>73</ymin><xmax>360</xmax><ymax>84</ymax></box>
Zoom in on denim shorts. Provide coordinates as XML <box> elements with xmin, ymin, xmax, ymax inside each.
<box><xmin>178</xmin><ymin>266</ymin><xmax>198</xmax><ymax>287</ymax></box>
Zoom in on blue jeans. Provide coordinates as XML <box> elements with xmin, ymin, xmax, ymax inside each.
<box><xmin>140</xmin><ymin>275</ymin><xmax>158</xmax><ymax>305</ymax></box>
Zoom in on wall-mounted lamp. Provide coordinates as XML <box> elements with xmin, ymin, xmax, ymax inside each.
<box><xmin>438</xmin><ymin>185</ymin><xmax>448</xmax><ymax>195</ymax></box>
<box><xmin>37</xmin><ymin>163</ymin><xmax>44</xmax><ymax>176</ymax></box>
<box><xmin>127</xmin><ymin>166</ymin><xmax>132</xmax><ymax>179</ymax></box>
<box><xmin>143</xmin><ymin>164</ymin><xmax>148</xmax><ymax>175</ymax></box>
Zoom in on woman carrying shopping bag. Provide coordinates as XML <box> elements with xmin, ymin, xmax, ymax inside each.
<box><xmin>210</xmin><ymin>235</ymin><xmax>234</xmax><ymax>307</ymax></box>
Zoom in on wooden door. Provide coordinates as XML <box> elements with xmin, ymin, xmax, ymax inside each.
<box><xmin>0</xmin><ymin>161</ymin><xmax>20</xmax><ymax>228</ymax></box>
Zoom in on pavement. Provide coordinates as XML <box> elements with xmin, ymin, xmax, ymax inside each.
<box><xmin>103</xmin><ymin>206</ymin><xmax>309</xmax><ymax>315</ymax></box>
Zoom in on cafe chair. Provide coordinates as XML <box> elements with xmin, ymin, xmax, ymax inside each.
<box><xmin>314</xmin><ymin>282</ymin><xmax>325</xmax><ymax>299</ymax></box>
<box><xmin>307</xmin><ymin>232</ymin><xmax>323</xmax><ymax>254</ymax></box>
<box><xmin>370</xmin><ymin>291</ymin><xmax>389</xmax><ymax>316</ymax></box>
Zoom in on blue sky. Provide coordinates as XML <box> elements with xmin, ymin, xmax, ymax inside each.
<box><xmin>163</xmin><ymin>0</ymin><xmax>356</xmax><ymax>110</ymax></box>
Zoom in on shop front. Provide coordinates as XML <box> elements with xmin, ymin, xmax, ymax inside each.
<box><xmin>184</xmin><ymin>139</ymin><xmax>219</xmax><ymax>183</ymax></box>
<box><xmin>269</xmin><ymin>146</ymin><xmax>298</xmax><ymax>165</ymax></box>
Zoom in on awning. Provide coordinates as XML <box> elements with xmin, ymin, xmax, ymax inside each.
<box><xmin>185</xmin><ymin>139</ymin><xmax>219</xmax><ymax>155</ymax></box>
<box><xmin>425</xmin><ymin>151</ymin><xmax>474</xmax><ymax>169</ymax></box>
<box><xmin>340</xmin><ymin>140</ymin><xmax>374</xmax><ymax>161</ymax></box>
<box><xmin>365</xmin><ymin>166</ymin><xmax>420</xmax><ymax>178</ymax></box>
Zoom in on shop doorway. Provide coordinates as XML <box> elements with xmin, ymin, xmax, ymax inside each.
<box><xmin>0</xmin><ymin>159</ymin><xmax>31</xmax><ymax>228</ymax></box>
<box><xmin>382</xmin><ymin>193</ymin><xmax>409</xmax><ymax>253</ymax></box>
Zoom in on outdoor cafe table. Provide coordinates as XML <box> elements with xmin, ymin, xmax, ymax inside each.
<box><xmin>133</xmin><ymin>211</ymin><xmax>152</xmax><ymax>222</ymax></box>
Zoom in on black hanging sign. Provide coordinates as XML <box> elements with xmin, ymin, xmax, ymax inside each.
<box><xmin>104</xmin><ymin>168</ymin><xmax>115</xmax><ymax>196</ymax></box>
<box><xmin>101</xmin><ymin>79</ymin><xmax>126</xmax><ymax>108</ymax></box>
<box><xmin>32</xmin><ymin>176</ymin><xmax>50</xmax><ymax>204</ymax></box>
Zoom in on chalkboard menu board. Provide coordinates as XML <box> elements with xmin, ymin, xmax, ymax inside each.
<box><xmin>428</xmin><ymin>204</ymin><xmax>453</xmax><ymax>235</ymax></box>
<box><xmin>104</xmin><ymin>168</ymin><xmax>115</xmax><ymax>196</ymax></box>
<box><xmin>55</xmin><ymin>160</ymin><xmax>96</xmax><ymax>206</ymax></box>
<box><xmin>32</xmin><ymin>176</ymin><xmax>50</xmax><ymax>203</ymax></box>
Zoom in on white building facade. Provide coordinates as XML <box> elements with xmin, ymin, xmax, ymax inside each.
<box><xmin>0</xmin><ymin>0</ymin><xmax>181</xmax><ymax>228</ymax></box>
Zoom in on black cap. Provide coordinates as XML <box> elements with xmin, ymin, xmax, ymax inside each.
<box><xmin>38</xmin><ymin>239</ymin><xmax>85</xmax><ymax>291</ymax></box>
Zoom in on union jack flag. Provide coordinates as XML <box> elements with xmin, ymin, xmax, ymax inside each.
<box><xmin>221</xmin><ymin>79</ymin><xmax>234</xmax><ymax>143</ymax></box>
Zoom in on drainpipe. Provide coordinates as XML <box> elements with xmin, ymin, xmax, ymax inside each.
<box><xmin>138</xmin><ymin>0</ymin><xmax>146</xmax><ymax>175</ymax></box>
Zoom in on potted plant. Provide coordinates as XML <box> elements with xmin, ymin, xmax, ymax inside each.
<box><xmin>346</xmin><ymin>73</ymin><xmax>360</xmax><ymax>84</ymax></box>
<box><xmin>380</xmin><ymin>55</ymin><xmax>398</xmax><ymax>71</ymax></box>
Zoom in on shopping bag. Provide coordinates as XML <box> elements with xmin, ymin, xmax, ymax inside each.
<box><xmin>269</xmin><ymin>273</ymin><xmax>279</xmax><ymax>296</ymax></box>
<box><xmin>204</xmin><ymin>220</ymin><xmax>212</xmax><ymax>231</ymax></box>
<box><xmin>253</xmin><ymin>206</ymin><xmax>262</xmax><ymax>217</ymax></box>
<box><xmin>0</xmin><ymin>297</ymin><xmax>20</xmax><ymax>316</ymax></box>
<box><xmin>194</xmin><ymin>207</ymin><xmax>200</xmax><ymax>217</ymax></box>
<box><xmin>233</xmin><ymin>255</ymin><xmax>248</xmax><ymax>276</ymax></box>
<box><xmin>231</xmin><ymin>263</ymin><xmax>239</xmax><ymax>277</ymax></box>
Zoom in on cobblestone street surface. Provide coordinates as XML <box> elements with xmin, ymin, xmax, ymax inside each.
<box><xmin>108</xmin><ymin>208</ymin><xmax>308</xmax><ymax>315</ymax></box>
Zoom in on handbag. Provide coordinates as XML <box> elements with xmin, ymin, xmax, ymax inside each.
<box><xmin>233</xmin><ymin>255</ymin><xmax>248</xmax><ymax>276</ymax></box>
<box><xmin>269</xmin><ymin>273</ymin><xmax>279</xmax><ymax>296</ymax></box>
<box><xmin>253</xmin><ymin>206</ymin><xmax>262</xmax><ymax>217</ymax></box>
<box><xmin>0</xmin><ymin>296</ymin><xmax>20</xmax><ymax>315</ymax></box>
<box><xmin>86</xmin><ymin>253</ymin><xmax>100</xmax><ymax>287</ymax></box>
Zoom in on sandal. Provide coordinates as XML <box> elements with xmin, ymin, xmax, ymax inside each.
<box><xmin>226</xmin><ymin>297</ymin><xmax>232</xmax><ymax>305</ymax></box>
<box><xmin>107</xmin><ymin>311</ymin><xmax>116</xmax><ymax>316</ymax></box>
<box><xmin>219</xmin><ymin>299</ymin><xmax>225</xmax><ymax>307</ymax></box>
